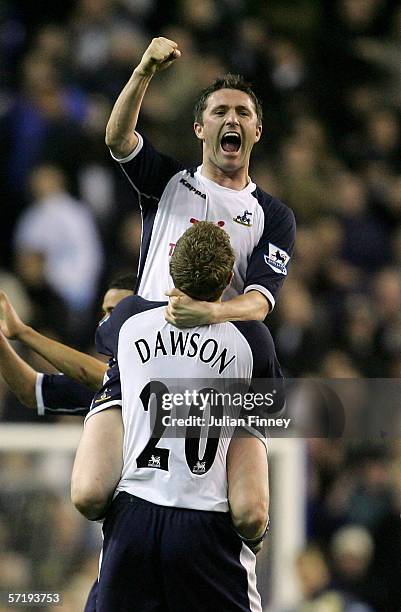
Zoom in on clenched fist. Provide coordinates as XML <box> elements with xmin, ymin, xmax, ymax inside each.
<box><xmin>137</xmin><ymin>37</ymin><xmax>181</xmax><ymax>76</ymax></box>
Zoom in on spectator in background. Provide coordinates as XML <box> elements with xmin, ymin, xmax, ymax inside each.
<box><xmin>77</xmin><ymin>94</ymin><xmax>116</xmax><ymax>225</ymax></box>
<box><xmin>330</xmin><ymin>525</ymin><xmax>375</xmax><ymax>609</ymax></box>
<box><xmin>338</xmin><ymin>294</ymin><xmax>379</xmax><ymax>376</ymax></box>
<box><xmin>372</xmin><ymin>268</ymin><xmax>401</xmax><ymax>374</ymax></box>
<box><xmin>272</xmin><ymin>279</ymin><xmax>325</xmax><ymax>376</ymax></box>
<box><xmin>279</xmin><ymin>135</ymin><xmax>329</xmax><ymax>224</ymax></box>
<box><xmin>354</xmin><ymin>4</ymin><xmax>401</xmax><ymax>108</ymax></box>
<box><xmin>4</xmin><ymin>51</ymin><xmax>86</xmax><ymax>200</ymax></box>
<box><xmin>331</xmin><ymin>171</ymin><xmax>390</xmax><ymax>273</ymax></box>
<box><xmin>12</xmin><ymin>250</ymin><xmax>68</xmax><ymax>344</ymax></box>
<box><xmin>294</xmin><ymin>544</ymin><xmax>373</xmax><ymax>612</ymax></box>
<box><xmin>13</xmin><ymin>163</ymin><xmax>103</xmax><ymax>344</ymax></box>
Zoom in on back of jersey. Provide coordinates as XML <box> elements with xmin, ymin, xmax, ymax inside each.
<box><xmin>109</xmin><ymin>300</ymin><xmax>254</xmax><ymax>512</ymax></box>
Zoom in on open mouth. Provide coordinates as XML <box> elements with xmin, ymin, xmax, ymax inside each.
<box><xmin>220</xmin><ymin>132</ymin><xmax>241</xmax><ymax>153</ymax></box>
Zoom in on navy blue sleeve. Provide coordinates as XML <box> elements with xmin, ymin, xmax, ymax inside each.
<box><xmin>233</xmin><ymin>321</ymin><xmax>283</xmax><ymax>379</ymax></box>
<box><xmin>37</xmin><ymin>373</ymin><xmax>92</xmax><ymax>416</ymax></box>
<box><xmin>245</xmin><ymin>191</ymin><xmax>296</xmax><ymax>309</ymax></box>
<box><xmin>96</xmin><ymin>295</ymin><xmax>167</xmax><ymax>357</ymax></box>
<box><xmin>116</xmin><ymin>134</ymin><xmax>185</xmax><ymax>210</ymax></box>
<box><xmin>86</xmin><ymin>363</ymin><xmax>121</xmax><ymax>422</ymax></box>
<box><xmin>233</xmin><ymin>320</ymin><xmax>285</xmax><ymax>416</ymax></box>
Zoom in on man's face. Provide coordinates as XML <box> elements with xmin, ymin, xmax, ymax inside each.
<box><xmin>101</xmin><ymin>289</ymin><xmax>133</xmax><ymax>317</ymax></box>
<box><xmin>194</xmin><ymin>88</ymin><xmax>262</xmax><ymax>174</ymax></box>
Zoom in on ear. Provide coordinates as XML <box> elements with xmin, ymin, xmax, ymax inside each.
<box><xmin>194</xmin><ymin>122</ymin><xmax>204</xmax><ymax>141</ymax></box>
<box><xmin>255</xmin><ymin>124</ymin><xmax>262</xmax><ymax>143</ymax></box>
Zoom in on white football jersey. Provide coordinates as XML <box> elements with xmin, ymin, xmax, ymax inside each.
<box><xmin>110</xmin><ymin>133</ymin><xmax>295</xmax><ymax>310</ymax></box>
<box><xmin>87</xmin><ymin>296</ymin><xmax>282</xmax><ymax>512</ymax></box>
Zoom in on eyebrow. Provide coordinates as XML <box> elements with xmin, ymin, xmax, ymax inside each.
<box><xmin>211</xmin><ymin>104</ymin><xmax>252</xmax><ymax>113</ymax></box>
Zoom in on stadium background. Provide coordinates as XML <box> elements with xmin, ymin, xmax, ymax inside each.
<box><xmin>0</xmin><ymin>0</ymin><xmax>400</xmax><ymax>610</ymax></box>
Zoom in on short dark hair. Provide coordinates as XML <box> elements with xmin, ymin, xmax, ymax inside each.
<box><xmin>170</xmin><ymin>221</ymin><xmax>235</xmax><ymax>302</ymax></box>
<box><xmin>107</xmin><ymin>273</ymin><xmax>136</xmax><ymax>291</ymax></box>
<box><xmin>193</xmin><ymin>74</ymin><xmax>263</xmax><ymax>125</ymax></box>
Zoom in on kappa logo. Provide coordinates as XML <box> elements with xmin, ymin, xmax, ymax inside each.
<box><xmin>180</xmin><ymin>178</ymin><xmax>206</xmax><ymax>199</ymax></box>
<box><xmin>233</xmin><ymin>210</ymin><xmax>252</xmax><ymax>226</ymax></box>
<box><xmin>148</xmin><ymin>455</ymin><xmax>161</xmax><ymax>468</ymax></box>
<box><xmin>190</xmin><ymin>218</ymin><xmax>225</xmax><ymax>227</ymax></box>
<box><xmin>264</xmin><ymin>244</ymin><xmax>290</xmax><ymax>275</ymax></box>
<box><xmin>193</xmin><ymin>461</ymin><xmax>206</xmax><ymax>474</ymax></box>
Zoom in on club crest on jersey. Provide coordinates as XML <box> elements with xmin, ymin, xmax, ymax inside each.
<box><xmin>233</xmin><ymin>210</ymin><xmax>252</xmax><ymax>227</ymax></box>
<box><xmin>148</xmin><ymin>455</ymin><xmax>161</xmax><ymax>468</ymax></box>
<box><xmin>193</xmin><ymin>461</ymin><xmax>206</xmax><ymax>474</ymax></box>
<box><xmin>264</xmin><ymin>244</ymin><xmax>290</xmax><ymax>275</ymax></box>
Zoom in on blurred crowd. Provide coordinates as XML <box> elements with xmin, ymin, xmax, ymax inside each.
<box><xmin>1</xmin><ymin>0</ymin><xmax>401</xmax><ymax>610</ymax></box>
<box><xmin>0</xmin><ymin>450</ymin><xmax>103</xmax><ymax>611</ymax></box>
<box><xmin>292</xmin><ymin>438</ymin><xmax>401</xmax><ymax>611</ymax></box>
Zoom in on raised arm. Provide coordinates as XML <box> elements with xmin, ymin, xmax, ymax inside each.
<box><xmin>0</xmin><ymin>330</ymin><xmax>37</xmax><ymax>408</ymax></box>
<box><xmin>105</xmin><ymin>37</ymin><xmax>181</xmax><ymax>159</ymax></box>
<box><xmin>0</xmin><ymin>292</ymin><xmax>106</xmax><ymax>390</ymax></box>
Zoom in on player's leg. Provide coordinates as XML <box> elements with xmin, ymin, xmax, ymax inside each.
<box><xmin>161</xmin><ymin>506</ymin><xmax>262</xmax><ymax>612</ymax></box>
<box><xmin>71</xmin><ymin>408</ymin><xmax>123</xmax><ymax>520</ymax></box>
<box><xmin>96</xmin><ymin>492</ymin><xmax>166</xmax><ymax>612</ymax></box>
<box><xmin>227</xmin><ymin>433</ymin><xmax>269</xmax><ymax>540</ymax></box>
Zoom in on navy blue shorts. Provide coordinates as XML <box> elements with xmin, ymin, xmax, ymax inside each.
<box><xmin>95</xmin><ymin>492</ymin><xmax>262</xmax><ymax>612</ymax></box>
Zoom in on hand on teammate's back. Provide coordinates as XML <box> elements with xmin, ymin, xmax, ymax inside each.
<box><xmin>136</xmin><ymin>37</ymin><xmax>181</xmax><ymax>77</ymax></box>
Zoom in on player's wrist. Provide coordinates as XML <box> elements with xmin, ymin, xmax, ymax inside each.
<box><xmin>209</xmin><ymin>301</ymin><xmax>223</xmax><ymax>324</ymax></box>
<box><xmin>210</xmin><ymin>301</ymin><xmax>230</xmax><ymax>324</ymax></box>
<box><xmin>16</xmin><ymin>323</ymin><xmax>34</xmax><ymax>342</ymax></box>
<box><xmin>236</xmin><ymin>518</ymin><xmax>270</xmax><ymax>554</ymax></box>
<box><xmin>134</xmin><ymin>63</ymin><xmax>156</xmax><ymax>79</ymax></box>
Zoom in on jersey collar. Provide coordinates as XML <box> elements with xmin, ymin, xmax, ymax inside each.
<box><xmin>195</xmin><ymin>166</ymin><xmax>256</xmax><ymax>194</ymax></box>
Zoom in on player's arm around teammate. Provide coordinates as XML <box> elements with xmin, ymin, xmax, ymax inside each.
<box><xmin>165</xmin><ymin>288</ymin><xmax>269</xmax><ymax>328</ymax></box>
